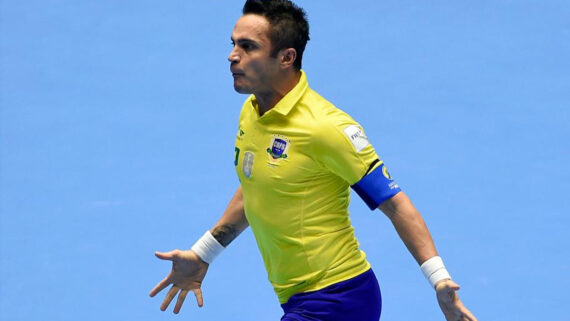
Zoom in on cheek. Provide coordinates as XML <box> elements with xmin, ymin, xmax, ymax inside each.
<box><xmin>248</xmin><ymin>60</ymin><xmax>264</xmax><ymax>75</ymax></box>
<box><xmin>249</xmin><ymin>60</ymin><xmax>274</xmax><ymax>82</ymax></box>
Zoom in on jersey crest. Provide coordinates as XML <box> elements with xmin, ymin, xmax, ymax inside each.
<box><xmin>266</xmin><ymin>134</ymin><xmax>290</xmax><ymax>164</ymax></box>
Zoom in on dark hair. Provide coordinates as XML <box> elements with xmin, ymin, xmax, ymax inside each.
<box><xmin>242</xmin><ymin>0</ymin><xmax>310</xmax><ymax>70</ymax></box>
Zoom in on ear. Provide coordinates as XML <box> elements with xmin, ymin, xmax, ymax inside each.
<box><xmin>279</xmin><ymin>48</ymin><xmax>297</xmax><ymax>69</ymax></box>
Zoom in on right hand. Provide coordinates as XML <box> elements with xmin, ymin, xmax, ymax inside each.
<box><xmin>149</xmin><ymin>249</ymin><xmax>209</xmax><ymax>314</ymax></box>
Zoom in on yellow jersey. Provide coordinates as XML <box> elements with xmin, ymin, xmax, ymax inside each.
<box><xmin>234</xmin><ymin>70</ymin><xmax>399</xmax><ymax>303</ymax></box>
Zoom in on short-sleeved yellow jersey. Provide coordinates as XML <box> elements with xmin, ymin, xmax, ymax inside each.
<box><xmin>234</xmin><ymin>71</ymin><xmax>384</xmax><ymax>304</ymax></box>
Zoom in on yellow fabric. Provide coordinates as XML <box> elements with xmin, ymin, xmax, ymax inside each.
<box><xmin>234</xmin><ymin>71</ymin><xmax>381</xmax><ymax>304</ymax></box>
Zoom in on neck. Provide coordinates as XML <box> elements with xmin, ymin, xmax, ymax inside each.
<box><xmin>255</xmin><ymin>70</ymin><xmax>301</xmax><ymax>116</ymax></box>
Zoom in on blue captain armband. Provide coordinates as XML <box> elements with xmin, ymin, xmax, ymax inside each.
<box><xmin>351</xmin><ymin>161</ymin><xmax>402</xmax><ymax>210</ymax></box>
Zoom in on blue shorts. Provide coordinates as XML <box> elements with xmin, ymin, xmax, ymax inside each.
<box><xmin>280</xmin><ymin>269</ymin><xmax>382</xmax><ymax>321</ymax></box>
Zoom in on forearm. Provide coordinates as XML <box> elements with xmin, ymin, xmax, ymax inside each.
<box><xmin>379</xmin><ymin>192</ymin><xmax>438</xmax><ymax>265</ymax></box>
<box><xmin>209</xmin><ymin>186</ymin><xmax>249</xmax><ymax>247</ymax></box>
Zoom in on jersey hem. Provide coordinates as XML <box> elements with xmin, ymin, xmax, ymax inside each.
<box><xmin>277</xmin><ymin>261</ymin><xmax>372</xmax><ymax>304</ymax></box>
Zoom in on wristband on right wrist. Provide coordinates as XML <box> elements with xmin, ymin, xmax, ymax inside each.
<box><xmin>420</xmin><ymin>256</ymin><xmax>451</xmax><ymax>289</ymax></box>
<box><xmin>190</xmin><ymin>230</ymin><xmax>225</xmax><ymax>264</ymax></box>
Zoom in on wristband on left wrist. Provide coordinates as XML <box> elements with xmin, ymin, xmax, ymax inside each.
<box><xmin>420</xmin><ymin>256</ymin><xmax>451</xmax><ymax>289</ymax></box>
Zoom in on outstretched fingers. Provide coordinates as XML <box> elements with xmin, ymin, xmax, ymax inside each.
<box><xmin>154</xmin><ymin>250</ymin><xmax>177</xmax><ymax>261</ymax></box>
<box><xmin>193</xmin><ymin>288</ymin><xmax>204</xmax><ymax>307</ymax></box>
<box><xmin>149</xmin><ymin>275</ymin><xmax>172</xmax><ymax>297</ymax></box>
<box><xmin>151</xmin><ymin>249</ymin><xmax>207</xmax><ymax>314</ymax></box>
<box><xmin>161</xmin><ymin>285</ymin><xmax>180</xmax><ymax>311</ymax></box>
<box><xmin>173</xmin><ymin>289</ymin><xmax>189</xmax><ymax>314</ymax></box>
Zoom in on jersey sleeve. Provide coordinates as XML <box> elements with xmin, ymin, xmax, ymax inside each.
<box><xmin>312</xmin><ymin>111</ymin><xmax>401</xmax><ymax>210</ymax></box>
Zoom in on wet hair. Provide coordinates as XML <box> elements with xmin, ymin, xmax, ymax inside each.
<box><xmin>242</xmin><ymin>0</ymin><xmax>310</xmax><ymax>70</ymax></box>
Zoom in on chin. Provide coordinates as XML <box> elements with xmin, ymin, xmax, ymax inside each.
<box><xmin>233</xmin><ymin>85</ymin><xmax>252</xmax><ymax>94</ymax></box>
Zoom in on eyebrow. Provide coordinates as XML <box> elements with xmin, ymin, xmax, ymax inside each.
<box><xmin>230</xmin><ymin>37</ymin><xmax>259</xmax><ymax>45</ymax></box>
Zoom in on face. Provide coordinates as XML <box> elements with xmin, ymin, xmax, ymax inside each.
<box><xmin>228</xmin><ymin>14</ymin><xmax>280</xmax><ymax>94</ymax></box>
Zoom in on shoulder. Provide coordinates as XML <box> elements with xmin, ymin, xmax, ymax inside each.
<box><xmin>303</xmin><ymin>90</ymin><xmax>357</xmax><ymax>134</ymax></box>
<box><xmin>301</xmin><ymin>90</ymin><xmax>362</xmax><ymax>154</ymax></box>
<box><xmin>301</xmin><ymin>88</ymin><xmax>357</xmax><ymax>128</ymax></box>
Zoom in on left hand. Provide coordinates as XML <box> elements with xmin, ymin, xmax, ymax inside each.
<box><xmin>435</xmin><ymin>279</ymin><xmax>478</xmax><ymax>321</ymax></box>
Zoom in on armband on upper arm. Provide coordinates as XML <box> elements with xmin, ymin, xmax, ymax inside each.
<box><xmin>351</xmin><ymin>162</ymin><xmax>401</xmax><ymax>210</ymax></box>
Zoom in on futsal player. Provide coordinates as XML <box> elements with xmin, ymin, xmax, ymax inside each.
<box><xmin>150</xmin><ymin>1</ymin><xmax>478</xmax><ymax>320</ymax></box>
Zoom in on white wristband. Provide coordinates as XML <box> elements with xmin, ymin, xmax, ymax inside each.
<box><xmin>420</xmin><ymin>256</ymin><xmax>451</xmax><ymax>289</ymax></box>
<box><xmin>190</xmin><ymin>231</ymin><xmax>225</xmax><ymax>264</ymax></box>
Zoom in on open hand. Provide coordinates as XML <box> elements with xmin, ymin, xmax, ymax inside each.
<box><xmin>435</xmin><ymin>279</ymin><xmax>478</xmax><ymax>321</ymax></box>
<box><xmin>149</xmin><ymin>249</ymin><xmax>209</xmax><ymax>314</ymax></box>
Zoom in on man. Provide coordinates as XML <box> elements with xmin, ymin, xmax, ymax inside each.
<box><xmin>150</xmin><ymin>1</ymin><xmax>478</xmax><ymax>320</ymax></box>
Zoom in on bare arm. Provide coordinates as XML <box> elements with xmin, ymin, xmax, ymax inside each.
<box><xmin>378</xmin><ymin>191</ymin><xmax>438</xmax><ymax>265</ymax></box>
<box><xmin>210</xmin><ymin>186</ymin><xmax>249</xmax><ymax>247</ymax></box>
<box><xmin>379</xmin><ymin>191</ymin><xmax>477</xmax><ymax>321</ymax></box>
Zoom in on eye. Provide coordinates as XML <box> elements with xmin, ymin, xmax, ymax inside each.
<box><xmin>231</xmin><ymin>40</ymin><xmax>257</xmax><ymax>51</ymax></box>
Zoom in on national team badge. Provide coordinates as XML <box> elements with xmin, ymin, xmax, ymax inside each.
<box><xmin>266</xmin><ymin>134</ymin><xmax>290</xmax><ymax>163</ymax></box>
<box><xmin>242</xmin><ymin>151</ymin><xmax>254</xmax><ymax>178</ymax></box>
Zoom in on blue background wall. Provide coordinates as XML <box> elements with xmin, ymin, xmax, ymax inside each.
<box><xmin>1</xmin><ymin>1</ymin><xmax>568</xmax><ymax>320</ymax></box>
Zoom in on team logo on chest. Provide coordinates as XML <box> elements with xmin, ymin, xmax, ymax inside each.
<box><xmin>266</xmin><ymin>134</ymin><xmax>290</xmax><ymax>164</ymax></box>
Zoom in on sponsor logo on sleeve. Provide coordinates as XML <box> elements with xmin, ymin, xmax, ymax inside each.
<box><xmin>343</xmin><ymin>125</ymin><xmax>370</xmax><ymax>152</ymax></box>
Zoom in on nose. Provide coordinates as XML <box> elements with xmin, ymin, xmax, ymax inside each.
<box><xmin>228</xmin><ymin>48</ymin><xmax>240</xmax><ymax>63</ymax></box>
